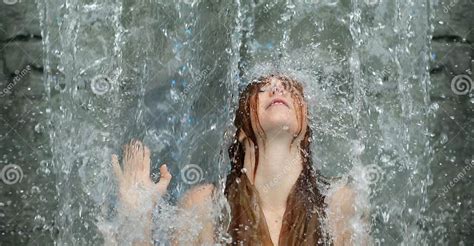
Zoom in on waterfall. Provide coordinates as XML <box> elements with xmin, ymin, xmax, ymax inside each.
<box><xmin>36</xmin><ymin>0</ymin><xmax>434</xmax><ymax>244</ymax></box>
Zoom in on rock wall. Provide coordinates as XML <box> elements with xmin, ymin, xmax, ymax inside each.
<box><xmin>0</xmin><ymin>1</ymin><xmax>56</xmax><ymax>244</ymax></box>
<box><xmin>427</xmin><ymin>0</ymin><xmax>473</xmax><ymax>243</ymax></box>
<box><xmin>0</xmin><ymin>0</ymin><xmax>472</xmax><ymax>244</ymax></box>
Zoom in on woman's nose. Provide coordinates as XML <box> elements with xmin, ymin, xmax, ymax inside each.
<box><xmin>271</xmin><ymin>84</ymin><xmax>285</xmax><ymax>95</ymax></box>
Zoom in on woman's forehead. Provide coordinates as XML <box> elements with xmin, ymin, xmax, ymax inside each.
<box><xmin>261</xmin><ymin>77</ymin><xmax>282</xmax><ymax>85</ymax></box>
<box><xmin>257</xmin><ymin>76</ymin><xmax>291</xmax><ymax>87</ymax></box>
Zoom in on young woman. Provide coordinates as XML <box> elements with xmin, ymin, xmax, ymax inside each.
<box><xmin>111</xmin><ymin>74</ymin><xmax>368</xmax><ymax>245</ymax></box>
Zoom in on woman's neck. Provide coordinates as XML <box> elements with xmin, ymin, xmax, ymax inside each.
<box><xmin>243</xmin><ymin>138</ymin><xmax>303</xmax><ymax>211</ymax></box>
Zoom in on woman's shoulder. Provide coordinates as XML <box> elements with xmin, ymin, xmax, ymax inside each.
<box><xmin>178</xmin><ymin>183</ymin><xmax>216</xmax><ymax>208</ymax></box>
<box><xmin>324</xmin><ymin>174</ymin><xmax>356</xmax><ymax>211</ymax></box>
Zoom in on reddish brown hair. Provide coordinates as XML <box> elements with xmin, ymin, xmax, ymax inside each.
<box><xmin>224</xmin><ymin>73</ymin><xmax>330</xmax><ymax>243</ymax></box>
<box><xmin>225</xmin><ymin>73</ymin><xmax>322</xmax><ymax>179</ymax></box>
<box><xmin>229</xmin><ymin>74</ymin><xmax>308</xmax><ymax>177</ymax></box>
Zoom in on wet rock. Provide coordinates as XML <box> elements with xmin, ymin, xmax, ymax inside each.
<box><xmin>0</xmin><ymin>1</ymin><xmax>41</xmax><ymax>42</ymax></box>
<box><xmin>0</xmin><ymin>58</ymin><xmax>7</xmax><ymax>87</ymax></box>
<box><xmin>3</xmin><ymin>40</ymin><xmax>43</xmax><ymax>73</ymax></box>
<box><xmin>428</xmin><ymin>1</ymin><xmax>474</xmax><ymax>241</ymax></box>
<box><xmin>13</xmin><ymin>70</ymin><xmax>45</xmax><ymax>99</ymax></box>
<box><xmin>430</xmin><ymin>41</ymin><xmax>472</xmax><ymax>75</ymax></box>
<box><xmin>433</xmin><ymin>0</ymin><xmax>474</xmax><ymax>43</ymax></box>
<box><xmin>429</xmin><ymin>40</ymin><xmax>473</xmax><ymax>100</ymax></box>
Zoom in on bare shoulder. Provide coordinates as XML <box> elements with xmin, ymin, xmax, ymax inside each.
<box><xmin>325</xmin><ymin>184</ymin><xmax>357</xmax><ymax>245</ymax></box>
<box><xmin>178</xmin><ymin>183</ymin><xmax>216</xmax><ymax>208</ymax></box>
<box><xmin>326</xmin><ymin>184</ymin><xmax>356</xmax><ymax>214</ymax></box>
<box><xmin>325</xmin><ymin>183</ymin><xmax>373</xmax><ymax>245</ymax></box>
<box><xmin>173</xmin><ymin>183</ymin><xmax>217</xmax><ymax>245</ymax></box>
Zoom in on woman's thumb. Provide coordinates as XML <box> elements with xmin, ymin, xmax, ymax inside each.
<box><xmin>111</xmin><ymin>154</ymin><xmax>122</xmax><ymax>180</ymax></box>
<box><xmin>156</xmin><ymin>164</ymin><xmax>172</xmax><ymax>195</ymax></box>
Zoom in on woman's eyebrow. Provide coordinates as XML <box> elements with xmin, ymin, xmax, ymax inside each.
<box><xmin>259</xmin><ymin>80</ymin><xmax>271</xmax><ymax>88</ymax></box>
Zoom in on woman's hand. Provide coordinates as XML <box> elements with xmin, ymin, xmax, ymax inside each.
<box><xmin>111</xmin><ymin>139</ymin><xmax>172</xmax><ymax>211</ymax></box>
<box><xmin>238</xmin><ymin>130</ymin><xmax>257</xmax><ymax>183</ymax></box>
<box><xmin>110</xmin><ymin>139</ymin><xmax>172</xmax><ymax>245</ymax></box>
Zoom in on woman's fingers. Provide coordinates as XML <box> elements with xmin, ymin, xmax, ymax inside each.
<box><xmin>122</xmin><ymin>142</ymin><xmax>132</xmax><ymax>174</ymax></box>
<box><xmin>142</xmin><ymin>145</ymin><xmax>151</xmax><ymax>175</ymax></box>
<box><xmin>122</xmin><ymin>139</ymin><xmax>146</xmax><ymax>176</ymax></box>
<box><xmin>118</xmin><ymin>139</ymin><xmax>160</xmax><ymax>188</ymax></box>
<box><xmin>133</xmin><ymin>140</ymin><xmax>150</xmax><ymax>177</ymax></box>
<box><xmin>156</xmin><ymin>164</ymin><xmax>172</xmax><ymax>195</ymax></box>
<box><xmin>111</xmin><ymin>154</ymin><xmax>123</xmax><ymax>180</ymax></box>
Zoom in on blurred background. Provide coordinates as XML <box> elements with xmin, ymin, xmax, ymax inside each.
<box><xmin>0</xmin><ymin>0</ymin><xmax>472</xmax><ymax>245</ymax></box>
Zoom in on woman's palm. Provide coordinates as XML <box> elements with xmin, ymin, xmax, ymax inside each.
<box><xmin>112</xmin><ymin>139</ymin><xmax>172</xmax><ymax>210</ymax></box>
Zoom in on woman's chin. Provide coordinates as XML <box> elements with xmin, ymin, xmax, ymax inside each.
<box><xmin>262</xmin><ymin>123</ymin><xmax>298</xmax><ymax>136</ymax></box>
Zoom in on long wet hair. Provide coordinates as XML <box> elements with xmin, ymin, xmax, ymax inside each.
<box><xmin>223</xmin><ymin>73</ymin><xmax>330</xmax><ymax>244</ymax></box>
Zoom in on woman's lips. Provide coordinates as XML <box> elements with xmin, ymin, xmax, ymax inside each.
<box><xmin>267</xmin><ymin>98</ymin><xmax>289</xmax><ymax>109</ymax></box>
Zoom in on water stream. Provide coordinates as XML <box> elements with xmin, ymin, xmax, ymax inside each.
<box><xmin>36</xmin><ymin>0</ymin><xmax>436</xmax><ymax>244</ymax></box>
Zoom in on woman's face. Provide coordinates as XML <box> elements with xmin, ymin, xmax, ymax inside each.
<box><xmin>254</xmin><ymin>77</ymin><xmax>305</xmax><ymax>139</ymax></box>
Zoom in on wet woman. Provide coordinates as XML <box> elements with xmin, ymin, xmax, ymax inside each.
<box><xmin>111</xmin><ymin>74</ymin><xmax>370</xmax><ymax>245</ymax></box>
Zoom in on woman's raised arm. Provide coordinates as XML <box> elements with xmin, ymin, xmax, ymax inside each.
<box><xmin>110</xmin><ymin>139</ymin><xmax>172</xmax><ymax>245</ymax></box>
<box><xmin>106</xmin><ymin>139</ymin><xmax>216</xmax><ymax>245</ymax></box>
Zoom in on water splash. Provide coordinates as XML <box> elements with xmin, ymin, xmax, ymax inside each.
<box><xmin>37</xmin><ymin>0</ymin><xmax>435</xmax><ymax>244</ymax></box>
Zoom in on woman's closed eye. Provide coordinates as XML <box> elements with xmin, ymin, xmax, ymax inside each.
<box><xmin>258</xmin><ymin>84</ymin><xmax>271</xmax><ymax>92</ymax></box>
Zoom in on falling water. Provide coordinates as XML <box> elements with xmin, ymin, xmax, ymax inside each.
<box><xmin>35</xmin><ymin>0</ymin><xmax>437</xmax><ymax>244</ymax></box>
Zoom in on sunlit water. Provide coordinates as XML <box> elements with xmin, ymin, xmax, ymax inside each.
<box><xmin>35</xmin><ymin>0</ymin><xmax>438</xmax><ymax>245</ymax></box>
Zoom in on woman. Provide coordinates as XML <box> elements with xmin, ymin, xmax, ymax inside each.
<box><xmin>111</xmin><ymin>74</ymin><xmax>367</xmax><ymax>245</ymax></box>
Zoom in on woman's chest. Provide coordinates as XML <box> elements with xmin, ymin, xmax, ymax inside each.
<box><xmin>262</xmin><ymin>209</ymin><xmax>286</xmax><ymax>246</ymax></box>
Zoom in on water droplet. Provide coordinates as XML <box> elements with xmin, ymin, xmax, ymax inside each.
<box><xmin>440</xmin><ymin>133</ymin><xmax>448</xmax><ymax>144</ymax></box>
<box><xmin>380</xmin><ymin>155</ymin><xmax>390</xmax><ymax>163</ymax></box>
<box><xmin>34</xmin><ymin>215</ymin><xmax>45</xmax><ymax>225</ymax></box>
<box><xmin>351</xmin><ymin>140</ymin><xmax>365</xmax><ymax>155</ymax></box>
<box><xmin>31</xmin><ymin>186</ymin><xmax>41</xmax><ymax>194</ymax></box>
<box><xmin>34</xmin><ymin>123</ymin><xmax>43</xmax><ymax>133</ymax></box>
<box><xmin>430</xmin><ymin>102</ymin><xmax>439</xmax><ymax>111</ymax></box>
<box><xmin>382</xmin><ymin>211</ymin><xmax>390</xmax><ymax>222</ymax></box>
